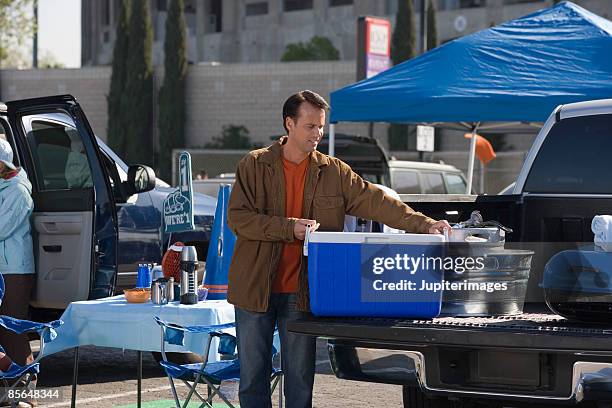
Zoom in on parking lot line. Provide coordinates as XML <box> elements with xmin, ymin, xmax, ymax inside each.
<box><xmin>42</xmin><ymin>383</ymin><xmax>187</xmax><ymax>408</ymax></box>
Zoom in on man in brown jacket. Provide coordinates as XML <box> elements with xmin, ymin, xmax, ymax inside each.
<box><xmin>227</xmin><ymin>90</ymin><xmax>450</xmax><ymax>408</ymax></box>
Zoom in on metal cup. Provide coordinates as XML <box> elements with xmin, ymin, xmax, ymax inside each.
<box><xmin>151</xmin><ymin>279</ymin><xmax>169</xmax><ymax>305</ymax></box>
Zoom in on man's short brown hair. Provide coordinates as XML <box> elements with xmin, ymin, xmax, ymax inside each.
<box><xmin>282</xmin><ymin>90</ymin><xmax>330</xmax><ymax>133</ymax></box>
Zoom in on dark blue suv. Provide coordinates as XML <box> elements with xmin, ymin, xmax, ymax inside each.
<box><xmin>0</xmin><ymin>95</ymin><xmax>215</xmax><ymax>314</ymax></box>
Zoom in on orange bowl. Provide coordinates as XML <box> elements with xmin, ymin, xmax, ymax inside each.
<box><xmin>124</xmin><ymin>288</ymin><xmax>151</xmax><ymax>303</ymax></box>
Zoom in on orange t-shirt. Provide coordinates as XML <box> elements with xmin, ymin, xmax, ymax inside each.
<box><xmin>272</xmin><ymin>156</ymin><xmax>309</xmax><ymax>293</ymax></box>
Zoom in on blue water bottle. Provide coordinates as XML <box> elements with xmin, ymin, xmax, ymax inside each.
<box><xmin>136</xmin><ymin>264</ymin><xmax>152</xmax><ymax>288</ymax></box>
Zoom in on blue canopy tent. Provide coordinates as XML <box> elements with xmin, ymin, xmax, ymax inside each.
<box><xmin>328</xmin><ymin>1</ymin><xmax>612</xmax><ymax>192</ymax></box>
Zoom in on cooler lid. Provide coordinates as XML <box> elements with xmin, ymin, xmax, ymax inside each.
<box><xmin>308</xmin><ymin>231</ymin><xmax>445</xmax><ymax>244</ymax></box>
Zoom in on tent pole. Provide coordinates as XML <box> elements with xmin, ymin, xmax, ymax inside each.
<box><xmin>329</xmin><ymin>123</ymin><xmax>336</xmax><ymax>157</ymax></box>
<box><xmin>479</xmin><ymin>162</ymin><xmax>485</xmax><ymax>194</ymax></box>
<box><xmin>466</xmin><ymin>123</ymin><xmax>479</xmax><ymax>194</ymax></box>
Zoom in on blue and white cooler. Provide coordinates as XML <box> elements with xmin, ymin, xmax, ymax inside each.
<box><xmin>305</xmin><ymin>231</ymin><xmax>446</xmax><ymax>318</ymax></box>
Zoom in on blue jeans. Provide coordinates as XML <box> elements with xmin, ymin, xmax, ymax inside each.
<box><xmin>235</xmin><ymin>293</ymin><xmax>316</xmax><ymax>408</ymax></box>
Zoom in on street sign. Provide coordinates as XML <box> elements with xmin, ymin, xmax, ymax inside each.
<box><xmin>416</xmin><ymin>125</ymin><xmax>435</xmax><ymax>152</ymax></box>
<box><xmin>357</xmin><ymin>17</ymin><xmax>391</xmax><ymax>80</ymax></box>
<box><xmin>163</xmin><ymin>151</ymin><xmax>194</xmax><ymax>233</ymax></box>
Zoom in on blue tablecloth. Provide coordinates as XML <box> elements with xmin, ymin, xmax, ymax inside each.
<box><xmin>45</xmin><ymin>295</ymin><xmax>235</xmax><ymax>359</ymax></box>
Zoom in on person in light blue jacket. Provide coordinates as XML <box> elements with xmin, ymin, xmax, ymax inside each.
<box><xmin>0</xmin><ymin>138</ymin><xmax>35</xmax><ymax>369</ymax></box>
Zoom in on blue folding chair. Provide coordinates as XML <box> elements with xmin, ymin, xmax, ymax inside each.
<box><xmin>0</xmin><ymin>273</ymin><xmax>63</xmax><ymax>407</ymax></box>
<box><xmin>154</xmin><ymin>316</ymin><xmax>283</xmax><ymax>408</ymax></box>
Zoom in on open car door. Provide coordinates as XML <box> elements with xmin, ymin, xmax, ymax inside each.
<box><xmin>7</xmin><ymin>95</ymin><xmax>118</xmax><ymax>310</ymax></box>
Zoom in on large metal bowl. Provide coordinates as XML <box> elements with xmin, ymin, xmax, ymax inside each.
<box><xmin>440</xmin><ymin>249</ymin><xmax>534</xmax><ymax>317</ymax></box>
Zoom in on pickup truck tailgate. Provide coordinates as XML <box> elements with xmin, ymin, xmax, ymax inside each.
<box><xmin>289</xmin><ymin>314</ymin><xmax>612</xmax><ymax>351</ymax></box>
<box><xmin>290</xmin><ymin>315</ymin><xmax>612</xmax><ymax>403</ymax></box>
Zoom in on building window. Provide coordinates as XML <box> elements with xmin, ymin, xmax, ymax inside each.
<box><xmin>210</xmin><ymin>0</ymin><xmax>223</xmax><ymax>32</ymax></box>
<box><xmin>439</xmin><ymin>0</ymin><xmax>487</xmax><ymax>8</ymax></box>
<box><xmin>502</xmin><ymin>0</ymin><xmax>543</xmax><ymax>4</ymax></box>
<box><xmin>102</xmin><ymin>0</ymin><xmax>111</xmax><ymax>26</ymax></box>
<box><xmin>185</xmin><ymin>0</ymin><xmax>196</xmax><ymax>13</ymax></box>
<box><xmin>329</xmin><ymin>0</ymin><xmax>353</xmax><ymax>6</ymax></box>
<box><xmin>246</xmin><ymin>2</ymin><xmax>269</xmax><ymax>16</ymax></box>
<box><xmin>459</xmin><ymin>0</ymin><xmax>486</xmax><ymax>8</ymax></box>
<box><xmin>284</xmin><ymin>0</ymin><xmax>313</xmax><ymax>12</ymax></box>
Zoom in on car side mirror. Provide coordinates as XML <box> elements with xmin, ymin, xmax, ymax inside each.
<box><xmin>124</xmin><ymin>164</ymin><xmax>156</xmax><ymax>195</ymax></box>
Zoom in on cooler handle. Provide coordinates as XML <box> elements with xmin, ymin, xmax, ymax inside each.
<box><xmin>363</xmin><ymin>236</ymin><xmax>391</xmax><ymax>243</ymax></box>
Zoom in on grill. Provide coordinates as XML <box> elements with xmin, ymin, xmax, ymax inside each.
<box><xmin>399</xmin><ymin>313</ymin><xmax>612</xmax><ymax>336</ymax></box>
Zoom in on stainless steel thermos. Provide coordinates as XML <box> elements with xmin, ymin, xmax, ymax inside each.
<box><xmin>180</xmin><ymin>246</ymin><xmax>199</xmax><ymax>304</ymax></box>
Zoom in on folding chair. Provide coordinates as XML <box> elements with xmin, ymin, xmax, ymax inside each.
<box><xmin>154</xmin><ymin>316</ymin><xmax>283</xmax><ymax>408</ymax></box>
<box><xmin>0</xmin><ymin>274</ymin><xmax>63</xmax><ymax>407</ymax></box>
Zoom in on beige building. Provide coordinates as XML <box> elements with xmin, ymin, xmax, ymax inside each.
<box><xmin>82</xmin><ymin>0</ymin><xmax>612</xmax><ymax>67</ymax></box>
<box><xmin>79</xmin><ymin>0</ymin><xmax>612</xmax><ymax>151</ymax></box>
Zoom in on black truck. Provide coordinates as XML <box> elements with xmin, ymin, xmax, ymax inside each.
<box><xmin>289</xmin><ymin>99</ymin><xmax>612</xmax><ymax>407</ymax></box>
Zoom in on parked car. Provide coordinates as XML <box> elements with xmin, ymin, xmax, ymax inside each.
<box><xmin>318</xmin><ymin>133</ymin><xmax>469</xmax><ymax>194</ymax></box>
<box><xmin>0</xmin><ymin>95</ymin><xmax>215</xmax><ymax>318</ymax></box>
<box><xmin>290</xmin><ymin>98</ymin><xmax>612</xmax><ymax>406</ymax></box>
<box><xmin>387</xmin><ymin>159</ymin><xmax>468</xmax><ymax>194</ymax></box>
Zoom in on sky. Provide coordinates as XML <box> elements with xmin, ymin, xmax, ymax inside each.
<box><xmin>38</xmin><ymin>0</ymin><xmax>81</xmax><ymax>68</ymax></box>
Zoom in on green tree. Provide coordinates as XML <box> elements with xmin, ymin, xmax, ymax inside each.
<box><xmin>426</xmin><ymin>0</ymin><xmax>438</xmax><ymax>51</ymax></box>
<box><xmin>107</xmin><ymin>0</ymin><xmax>130</xmax><ymax>159</ymax></box>
<box><xmin>123</xmin><ymin>0</ymin><xmax>154</xmax><ymax>165</ymax></box>
<box><xmin>388</xmin><ymin>0</ymin><xmax>416</xmax><ymax>151</ymax></box>
<box><xmin>205</xmin><ymin>125</ymin><xmax>253</xmax><ymax>149</ymax></box>
<box><xmin>0</xmin><ymin>0</ymin><xmax>35</xmax><ymax>69</ymax></box>
<box><xmin>281</xmin><ymin>36</ymin><xmax>340</xmax><ymax>61</ymax></box>
<box><xmin>390</xmin><ymin>0</ymin><xmax>416</xmax><ymax>66</ymax></box>
<box><xmin>158</xmin><ymin>0</ymin><xmax>188</xmax><ymax>181</ymax></box>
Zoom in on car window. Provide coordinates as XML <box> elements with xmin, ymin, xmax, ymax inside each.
<box><xmin>446</xmin><ymin>173</ymin><xmax>467</xmax><ymax>194</ymax></box>
<box><xmin>97</xmin><ymin>136</ymin><xmax>169</xmax><ymax>188</ymax></box>
<box><xmin>421</xmin><ymin>172</ymin><xmax>445</xmax><ymax>194</ymax></box>
<box><xmin>21</xmin><ymin>113</ymin><xmax>94</xmax><ymax>191</ymax></box>
<box><xmin>524</xmin><ymin>114</ymin><xmax>612</xmax><ymax>194</ymax></box>
<box><xmin>392</xmin><ymin>169</ymin><xmax>420</xmax><ymax>193</ymax></box>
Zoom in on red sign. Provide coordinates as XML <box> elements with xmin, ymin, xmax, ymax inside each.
<box><xmin>364</xmin><ymin>17</ymin><xmax>391</xmax><ymax>78</ymax></box>
<box><xmin>365</xmin><ymin>17</ymin><xmax>391</xmax><ymax>56</ymax></box>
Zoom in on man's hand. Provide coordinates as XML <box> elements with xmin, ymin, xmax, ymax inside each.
<box><xmin>294</xmin><ymin>219</ymin><xmax>320</xmax><ymax>240</ymax></box>
<box><xmin>428</xmin><ymin>220</ymin><xmax>452</xmax><ymax>235</ymax></box>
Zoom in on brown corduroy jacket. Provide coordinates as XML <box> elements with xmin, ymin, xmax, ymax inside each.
<box><xmin>226</xmin><ymin>137</ymin><xmax>437</xmax><ymax>312</ymax></box>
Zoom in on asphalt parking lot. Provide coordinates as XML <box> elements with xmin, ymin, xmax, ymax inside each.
<box><xmin>32</xmin><ymin>339</ymin><xmax>403</xmax><ymax>407</ymax></box>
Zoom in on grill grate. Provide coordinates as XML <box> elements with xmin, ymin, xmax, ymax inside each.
<box><xmin>397</xmin><ymin>314</ymin><xmax>612</xmax><ymax>336</ymax></box>
<box><xmin>323</xmin><ymin>314</ymin><xmax>612</xmax><ymax>337</ymax></box>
